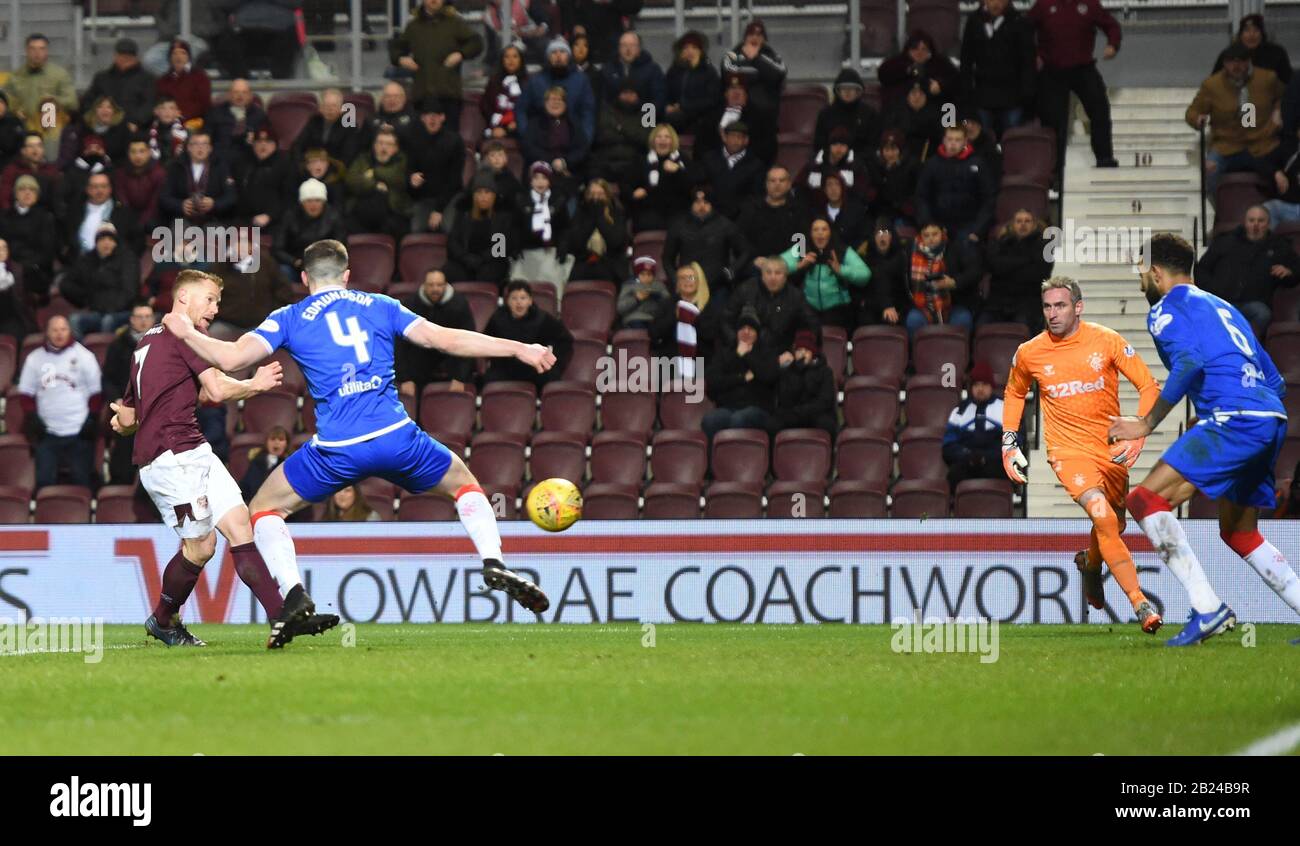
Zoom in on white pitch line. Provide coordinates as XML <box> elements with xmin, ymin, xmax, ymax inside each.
<box><xmin>1233</xmin><ymin>721</ymin><xmax>1300</xmax><ymax>756</ymax></box>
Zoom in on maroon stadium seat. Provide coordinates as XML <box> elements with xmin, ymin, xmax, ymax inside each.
<box><xmin>704</xmin><ymin>482</ymin><xmax>764</xmax><ymax>518</ymax></box>
<box><xmin>529</xmin><ymin>281</ymin><xmax>559</xmax><ymax>318</ymax></box>
<box><xmin>821</xmin><ymin>325</ymin><xmax>848</xmax><ymax>387</ymax></box>
<box><xmin>611</xmin><ymin>328</ymin><xmax>651</xmax><ymax>363</ymax></box>
<box><xmin>834</xmin><ymin>428</ymin><xmax>894</xmax><ymax>485</ymax></box>
<box><xmin>419</xmin><ymin>382</ymin><xmax>476</xmax><ymax>437</ymax></box>
<box><xmin>18</xmin><ymin>332</ymin><xmax>43</xmax><ymax>371</ymax></box>
<box><xmin>581</xmin><ymin>482</ymin><xmax>640</xmax><ymax>519</ymax></box>
<box><xmin>843</xmin><ymin>375</ymin><xmax>901</xmax><ymax>432</ymax></box>
<box><xmin>398</xmin><ymin>491</ymin><xmax>458</xmax><ymax>521</ymax></box>
<box><xmin>828</xmin><ymin>479</ymin><xmax>887</xmax><ymax>517</ymax></box>
<box><xmin>953</xmin><ymin>479</ymin><xmax>1014</xmax><ymax>517</ymax></box>
<box><xmin>0</xmin><ymin>485</ymin><xmax>30</xmax><ymax>523</ymax></box>
<box><xmin>34</xmin><ymin>485</ymin><xmax>92</xmax><ymax>523</ymax></box>
<box><xmin>469</xmin><ymin>432</ymin><xmax>528</xmax><ymax>486</ymax></box>
<box><xmin>0</xmin><ymin>434</ymin><xmax>35</xmax><ymax>491</ymax></box>
<box><xmin>4</xmin><ymin>387</ymin><xmax>28</xmax><ymax>436</ymax></box>
<box><xmin>226</xmin><ymin>432</ymin><xmax>266</xmax><ymax>483</ymax></box>
<box><xmin>241</xmin><ymin>390</ymin><xmax>299</xmax><ymax>433</ymax></box>
<box><xmin>1266</xmin><ymin>323</ymin><xmax>1300</xmax><ymax>379</ymax></box>
<box><xmin>269</xmin><ymin>348</ymin><xmax>307</xmax><ymax>396</ymax></box>
<box><xmin>650</xmin><ymin>429</ymin><xmax>708</xmax><ymax>484</ymax></box>
<box><xmin>600</xmin><ymin>390</ymin><xmax>655</xmax><ymax>434</ymax></box>
<box><xmin>779</xmin><ymin>86</ymin><xmax>828</xmax><ymax>141</ymax></box>
<box><xmin>766</xmin><ymin>480</ymin><xmax>826</xmax><ymax>518</ymax></box>
<box><xmin>590</xmin><ymin>431</ymin><xmax>648</xmax><ymax>484</ymax></box>
<box><xmin>459</xmin><ymin>95</ymin><xmax>487</xmax><ymax>146</ymax></box>
<box><xmin>0</xmin><ymin>336</ymin><xmax>15</xmax><ymax>391</ymax></box>
<box><xmin>851</xmin><ymin>325</ymin><xmax>908</xmax><ymax>384</ymax></box>
<box><xmin>300</xmin><ymin>394</ymin><xmax>316</xmax><ymax>432</ymax></box>
<box><xmin>398</xmin><ymin>233</ymin><xmax>448</xmax><ymax>283</ymax></box>
<box><xmin>539</xmin><ymin>381</ymin><xmax>596</xmax><ymax>434</ymax></box>
<box><xmin>1274</xmin><ymin>283</ymin><xmax>1300</xmax><ymax>325</ymax></box>
<box><xmin>973</xmin><ymin>322</ymin><xmax>1029</xmax><ymax>387</ymax></box>
<box><xmin>266</xmin><ymin>95</ymin><xmax>317</xmax><ymax>151</ymax></box>
<box><xmin>1214</xmin><ymin>173</ymin><xmax>1270</xmax><ymax>231</ymax></box>
<box><xmin>995</xmin><ymin>177</ymin><xmax>1050</xmax><ymax>229</ymax></box>
<box><xmin>562</xmin><ymin>282</ymin><xmax>617</xmax><ymax>334</ymax></box>
<box><xmin>94</xmin><ymin>485</ymin><xmax>148</xmax><ymax>523</ymax></box>
<box><xmin>711</xmin><ymin>429</ymin><xmax>770</xmax><ymax>483</ymax></box>
<box><xmin>564</xmin><ymin>330</ymin><xmax>607</xmax><ymax>384</ymax></box>
<box><xmin>82</xmin><ymin>332</ymin><xmax>115</xmax><ymax>367</ymax></box>
<box><xmin>642</xmin><ymin>482</ymin><xmax>700</xmax><ymax>518</ymax></box>
<box><xmin>480</xmin><ymin>381</ymin><xmax>537</xmax><ymax>435</ymax></box>
<box><xmin>457</xmin><ymin>282</ymin><xmax>500</xmax><ymax>332</ymax></box>
<box><xmin>343</xmin><ymin>91</ymin><xmax>375</xmax><ymax>125</ymax></box>
<box><xmin>999</xmin><ymin>126</ymin><xmax>1056</xmax><ymax>187</ymax></box>
<box><xmin>774</xmin><ymin>134</ymin><xmax>814</xmax><ymax>179</ymax></box>
<box><xmin>346</xmin><ymin>234</ymin><xmax>396</xmax><ymax>290</ymax></box>
<box><xmin>529</xmin><ymin>430</ymin><xmax>587</xmax><ymax>484</ymax></box>
<box><xmin>890</xmin><ymin>478</ymin><xmax>950</xmax><ymax>518</ymax></box>
<box><xmin>362</xmin><ymin>492</ymin><xmax>396</xmax><ymax>521</ymax></box>
<box><xmin>904</xmin><ymin>375</ymin><xmax>961</xmax><ymax>428</ymax></box>
<box><xmin>896</xmin><ymin>426</ymin><xmax>947</xmax><ymax>480</ymax></box>
<box><xmin>912</xmin><ymin>324</ymin><xmax>969</xmax><ymax>379</ymax></box>
<box><xmin>631</xmin><ymin>230</ymin><xmax>668</xmax><ymax>281</ymax></box>
<box><xmin>659</xmin><ymin>390</ymin><xmax>713</xmax><ymax>430</ymax></box>
<box><xmin>389</xmin><ymin>281</ymin><xmax>419</xmax><ymax>301</ymax></box>
<box><xmin>772</xmin><ymin>428</ymin><xmax>832</xmax><ymax>482</ymax></box>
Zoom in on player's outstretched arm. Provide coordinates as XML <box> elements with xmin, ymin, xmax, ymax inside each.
<box><xmin>405</xmin><ymin>319</ymin><xmax>557</xmax><ymax>374</ymax></box>
<box><xmin>197</xmin><ymin>362</ymin><xmax>283</xmax><ymax>404</ymax></box>
<box><xmin>161</xmin><ymin>312</ymin><xmax>269</xmax><ymax>372</ymax></box>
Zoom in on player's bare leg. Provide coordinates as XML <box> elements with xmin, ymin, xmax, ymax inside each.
<box><xmin>145</xmin><ymin>532</ymin><xmax>217</xmax><ymax>646</ymax></box>
<box><xmin>1128</xmin><ymin>462</ymin><xmax>1235</xmax><ymax>645</ymax></box>
<box><xmin>1075</xmin><ymin>488</ymin><xmax>1161</xmax><ymax>633</ymax></box>
<box><xmin>246</xmin><ymin>465</ymin><xmax>339</xmax><ymax>648</ymax></box>
<box><xmin>1218</xmin><ymin>500</ymin><xmax>1300</xmax><ymax>616</ymax></box>
<box><xmin>434</xmin><ymin>452</ymin><xmax>550</xmax><ymax>613</ymax></box>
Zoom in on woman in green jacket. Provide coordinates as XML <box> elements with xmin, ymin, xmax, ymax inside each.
<box><xmin>780</xmin><ymin>216</ymin><xmax>872</xmax><ymax>329</ymax></box>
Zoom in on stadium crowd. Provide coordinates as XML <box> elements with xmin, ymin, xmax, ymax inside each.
<box><xmin>2</xmin><ymin>1</ymin><xmax>1300</xmax><ymax>521</ymax></box>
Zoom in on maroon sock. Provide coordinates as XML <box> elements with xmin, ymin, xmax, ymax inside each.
<box><xmin>231</xmin><ymin>542</ymin><xmax>284</xmax><ymax>619</ymax></box>
<box><xmin>153</xmin><ymin>550</ymin><xmax>204</xmax><ymax>624</ymax></box>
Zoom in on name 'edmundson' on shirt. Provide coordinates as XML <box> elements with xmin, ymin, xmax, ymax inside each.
<box><xmin>300</xmin><ymin>289</ymin><xmax>375</xmax><ymax>321</ymax></box>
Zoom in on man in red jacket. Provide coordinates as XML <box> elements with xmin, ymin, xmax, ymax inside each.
<box><xmin>1027</xmin><ymin>0</ymin><xmax>1121</xmax><ymax>170</ymax></box>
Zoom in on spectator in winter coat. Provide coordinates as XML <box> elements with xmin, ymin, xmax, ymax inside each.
<box><xmin>302</xmin><ymin>147</ymin><xmax>348</xmax><ymax>207</ymax></box>
<box><xmin>81</xmin><ymin>38</ymin><xmax>156</xmax><ymax>130</ymax></box>
<box><xmin>588</xmin><ymin>79</ymin><xmax>651</xmax><ymax>199</ymax></box>
<box><xmin>3</xmin><ymin>34</ymin><xmax>78</xmax><ymax>156</ymax></box>
<box><xmin>404</xmin><ymin>96</ymin><xmax>466</xmax><ymax>234</ymax></box>
<box><xmin>798</xmin><ymin>126</ymin><xmax>872</xmax><ymax>206</ymax></box>
<box><xmin>62</xmin><ymin>96</ymin><xmax>131</xmax><ymax>167</ymax></box>
<box><xmin>59</xmin><ymin>223</ymin><xmax>139</xmax><ymax>338</ymax></box>
<box><xmin>814</xmin><ymin>68</ymin><xmax>884</xmax><ymax>163</ymax></box>
<box><xmin>697</xmin><ymin>72</ymin><xmax>777</xmax><ymax>167</ymax></box>
<box><xmin>883</xmin><ymin>80</ymin><xmax>945</xmax><ymax>162</ymax></box>
<box><xmin>0</xmin><ymin>175</ymin><xmax>58</xmax><ymax>300</ymax></box>
<box><xmin>366</xmin><ymin>81</ymin><xmax>418</xmax><ymax>143</ymax></box>
<box><xmin>484</xmin><ymin>280</ymin><xmax>573</xmax><ymax>386</ymax></box>
<box><xmin>960</xmin><ymin>0</ymin><xmax>1037</xmax><ymax>138</ymax></box>
<box><xmin>396</xmin><ymin>269</ymin><xmax>476</xmax><ymax>398</ymax></box>
<box><xmin>274</xmin><ymin>178</ymin><xmax>348</xmax><ymax>278</ymax></box>
<box><xmin>56</xmin><ymin>133</ymin><xmax>117</xmax><ymax>222</ymax></box>
<box><xmin>721</xmin><ymin>19</ymin><xmax>787</xmax><ymax>119</ymax></box>
<box><xmin>344</xmin><ymin>127</ymin><xmax>411</xmax><ymax>240</ymax></box>
<box><xmin>101</xmin><ymin>299</ymin><xmax>154</xmax><ymax>484</ymax></box>
<box><xmin>697</xmin><ymin>121</ymin><xmax>765</xmax><ymax>219</ymax></box>
<box><xmin>1187</xmin><ymin>42</ymin><xmax>1285</xmax><ymax>197</ymax></box>
<box><xmin>663</xmin><ymin>186</ymin><xmax>751</xmax><ymax>294</ymax></box>
<box><xmin>651</xmin><ymin>261</ymin><xmax>722</xmax><ymax>377</ymax></box>
<box><xmin>736</xmin><ymin>167</ymin><xmax>809</xmax><ymax>272</ymax></box>
<box><xmin>444</xmin><ymin>171</ymin><xmax>517</xmax><ymax>288</ymax></box>
<box><xmin>205</xmin><ymin>78</ymin><xmax>268</xmax><ymax>169</ymax></box>
<box><xmin>899</xmin><ymin>222</ymin><xmax>981</xmax><ymax>335</ymax></box>
<box><xmin>1194</xmin><ymin>206</ymin><xmax>1300</xmax><ymax>339</ymax></box>
<box><xmin>154</xmin><ymin>39</ymin><xmax>210</xmax><ymax>123</ymax></box>
<box><xmin>915</xmin><ymin>125</ymin><xmax>997</xmax><ymax>246</ymax></box>
<box><xmin>630</xmin><ymin>123</ymin><xmax>693</xmax><ymax>232</ymax></box>
<box><xmin>239</xmin><ymin>427</ymin><xmax>291</xmax><ymax>503</ymax></box>
<box><xmin>563</xmin><ymin>178</ymin><xmax>629</xmax><ymax>284</ymax></box>
<box><xmin>773</xmin><ymin>329</ymin><xmax>837</xmax><ymax>438</ymax></box>
<box><xmin>293</xmin><ymin>89</ymin><xmax>367</xmax><ymax>169</ymax></box>
<box><xmin>0</xmin><ymin>92</ymin><xmax>25</xmax><ymax>172</ymax></box>
<box><xmin>878</xmin><ymin>30</ymin><xmax>959</xmax><ymax>107</ymax></box>
<box><xmin>1264</xmin><ymin>142</ymin><xmax>1300</xmax><ymax>226</ymax></box>
<box><xmin>664</xmin><ymin>31</ymin><xmax>722</xmax><ymax>139</ymax></box>
<box><xmin>725</xmin><ymin>257</ymin><xmax>819</xmax><ymax>351</ymax></box>
<box><xmin>0</xmin><ymin>238</ymin><xmax>36</xmax><ymax>345</ymax></box>
<box><xmin>866</xmin><ymin>129</ymin><xmax>919</xmax><ymax>226</ymax></box>
<box><xmin>962</xmin><ymin>112</ymin><xmax>1004</xmax><ymax>185</ymax></box>
<box><xmin>0</xmin><ymin>132</ymin><xmax>60</xmax><ymax>212</ymax></box>
<box><xmin>860</xmin><ymin>219</ymin><xmax>908</xmax><ymax>326</ymax></box>
<box><xmin>210</xmin><ymin>252</ymin><xmax>297</xmax><ymax>334</ymax></box>
<box><xmin>816</xmin><ymin>172</ymin><xmax>869</xmax><ymax>257</ymax></box>
<box><xmin>982</xmin><ymin>209</ymin><xmax>1052</xmax><ymax>332</ymax></box>
<box><xmin>601</xmin><ymin>31</ymin><xmax>666</xmax><ymax>115</ymax></box>
<box><xmin>942</xmin><ymin>360</ymin><xmax>1005</xmax><ymax>486</ymax></box>
<box><xmin>703</xmin><ymin>306</ymin><xmax>781</xmax><ymax>440</ymax></box>
<box><xmin>517</xmin><ymin>39</ymin><xmax>597</xmax><ymax>142</ymax></box>
<box><xmin>234</xmin><ymin>127</ymin><xmax>298</xmax><ymax>232</ymax></box>
<box><xmin>512</xmin><ymin>161</ymin><xmax>573</xmax><ymax>289</ymax></box>
<box><xmin>1211</xmin><ymin>14</ymin><xmax>1292</xmax><ymax>85</ymax></box>
<box><xmin>780</xmin><ymin>217</ymin><xmax>872</xmax><ymax>329</ymax></box>
<box><xmin>114</xmin><ymin>137</ymin><xmax>165</xmax><ymax>229</ymax></box>
<box><xmin>518</xmin><ymin>85</ymin><xmax>590</xmax><ymax>186</ymax></box>
<box><xmin>481</xmin><ymin>45</ymin><xmax>528</xmax><ymax>141</ymax></box>
<box><xmin>62</xmin><ymin>171</ymin><xmax>140</xmax><ymax>264</ymax></box>
<box><xmin>617</xmin><ymin>256</ymin><xmax>671</xmax><ymax>330</ymax></box>
<box><xmin>389</xmin><ymin>0</ymin><xmax>485</xmax><ymax>129</ymax></box>
<box><xmin>143</xmin><ymin>95</ymin><xmax>188</xmax><ymax>164</ymax></box>
<box><xmin>158</xmin><ymin>130</ymin><xmax>237</xmax><ymax>224</ymax></box>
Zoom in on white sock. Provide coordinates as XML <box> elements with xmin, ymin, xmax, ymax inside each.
<box><xmin>253</xmin><ymin>513</ymin><xmax>301</xmax><ymax>598</ymax></box>
<box><xmin>1138</xmin><ymin>511</ymin><xmax>1222</xmax><ymax>614</ymax></box>
<box><xmin>1242</xmin><ymin>539</ymin><xmax>1300</xmax><ymax>615</ymax></box>
<box><xmin>455</xmin><ymin>490</ymin><xmax>503</xmax><ymax>562</ymax></box>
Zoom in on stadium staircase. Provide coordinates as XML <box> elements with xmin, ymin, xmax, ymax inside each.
<box><xmin>1025</xmin><ymin>86</ymin><xmax>1202</xmax><ymax>518</ymax></box>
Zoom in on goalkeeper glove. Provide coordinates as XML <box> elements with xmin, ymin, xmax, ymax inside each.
<box><xmin>1001</xmin><ymin>430</ymin><xmax>1028</xmax><ymax>484</ymax></box>
<box><xmin>1109</xmin><ymin>437</ymin><xmax>1145</xmax><ymax>469</ymax></box>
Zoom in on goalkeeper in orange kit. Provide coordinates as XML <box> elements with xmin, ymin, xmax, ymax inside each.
<box><xmin>1001</xmin><ymin>278</ymin><xmax>1164</xmax><ymax>633</ymax></box>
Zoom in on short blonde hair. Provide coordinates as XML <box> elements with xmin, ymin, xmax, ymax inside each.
<box><xmin>175</xmin><ymin>268</ymin><xmax>223</xmax><ymax>291</ymax></box>
<box><xmin>1041</xmin><ymin>276</ymin><xmax>1081</xmax><ymax>304</ymax></box>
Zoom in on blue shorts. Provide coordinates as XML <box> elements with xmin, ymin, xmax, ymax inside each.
<box><xmin>283</xmin><ymin>421</ymin><xmax>453</xmax><ymax>503</ymax></box>
<box><xmin>1162</xmin><ymin>414</ymin><xmax>1287</xmax><ymax>509</ymax></box>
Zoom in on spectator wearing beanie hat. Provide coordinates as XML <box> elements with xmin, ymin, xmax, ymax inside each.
<box><xmin>154</xmin><ymin>39</ymin><xmax>211</xmax><ymax>124</ymax></box>
<box><xmin>664</xmin><ymin>31</ymin><xmax>722</xmax><ymax>139</ymax></box>
<box><xmin>60</xmin><ymin>222</ymin><xmax>138</xmax><ymax>338</ymax></box>
<box><xmin>722</xmin><ymin>19</ymin><xmax>787</xmax><ymax>118</ymax></box>
<box><xmin>814</xmin><ymin>68</ymin><xmax>884</xmax><ymax>162</ymax></box>
<box><xmin>617</xmin><ymin>256</ymin><xmax>670</xmax><ymax>330</ymax></box>
<box><xmin>773</xmin><ymin>329</ymin><xmax>837</xmax><ymax>438</ymax></box>
<box><xmin>799</xmin><ymin>125</ymin><xmax>873</xmax><ymax>206</ymax></box>
<box><xmin>942</xmin><ymin>360</ymin><xmax>1006</xmax><ymax>487</ymax></box>
<box><xmin>81</xmin><ymin>38</ymin><xmax>157</xmax><ymax>131</ymax></box>
<box><xmin>511</xmin><ymin>160</ymin><xmax>574</xmax><ymax>290</ymax></box>
<box><xmin>235</xmin><ymin>126</ymin><xmax>298</xmax><ymax>232</ymax></box>
<box><xmin>517</xmin><ymin>38</ymin><xmax>597</xmax><ymax>142</ymax></box>
<box><xmin>867</xmin><ymin>128</ymin><xmax>919</xmax><ymax>227</ymax></box>
<box><xmin>663</xmin><ymin>185</ymin><xmax>752</xmax><ymax>295</ymax></box>
<box><xmin>444</xmin><ymin>170</ymin><xmax>516</xmax><ymax>288</ymax></box>
<box><xmin>273</xmin><ymin>178</ymin><xmax>348</xmax><ymax>280</ymax></box>
<box><xmin>703</xmin><ymin>304</ymin><xmax>781</xmax><ymax>442</ymax></box>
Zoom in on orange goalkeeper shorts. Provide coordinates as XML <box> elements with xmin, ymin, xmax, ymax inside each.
<box><xmin>1048</xmin><ymin>451</ymin><xmax>1130</xmax><ymax>509</ymax></box>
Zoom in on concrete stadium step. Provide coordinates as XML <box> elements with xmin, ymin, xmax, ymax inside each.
<box><xmin>1108</xmin><ymin>88</ymin><xmax>1200</xmax><ymax>106</ymax></box>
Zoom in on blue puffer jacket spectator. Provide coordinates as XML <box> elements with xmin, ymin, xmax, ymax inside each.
<box><xmin>517</xmin><ymin>39</ymin><xmax>596</xmax><ymax>142</ymax></box>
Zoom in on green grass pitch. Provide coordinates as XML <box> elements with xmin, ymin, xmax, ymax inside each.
<box><xmin>2</xmin><ymin>623</ymin><xmax>1298</xmax><ymax>755</ymax></box>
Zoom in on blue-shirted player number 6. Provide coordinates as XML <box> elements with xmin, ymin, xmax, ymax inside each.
<box><xmin>1217</xmin><ymin>308</ymin><xmax>1254</xmax><ymax>357</ymax></box>
<box><xmin>326</xmin><ymin>312</ymin><xmax>371</xmax><ymax>363</ymax></box>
